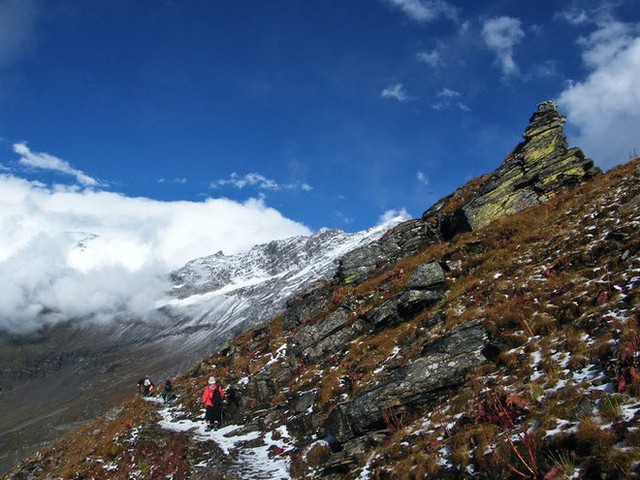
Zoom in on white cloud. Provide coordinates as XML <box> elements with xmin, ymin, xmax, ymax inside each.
<box><xmin>482</xmin><ymin>16</ymin><xmax>525</xmax><ymax>76</ymax></box>
<box><xmin>432</xmin><ymin>89</ymin><xmax>470</xmax><ymax>112</ymax></box>
<box><xmin>557</xmin><ymin>17</ymin><xmax>640</xmax><ymax>168</ymax></box>
<box><xmin>158</xmin><ymin>177</ymin><xmax>187</xmax><ymax>184</ymax></box>
<box><xmin>416</xmin><ymin>50</ymin><xmax>441</xmax><ymax>67</ymax></box>
<box><xmin>0</xmin><ymin>162</ymin><xmax>10</xmax><ymax>171</ymax></box>
<box><xmin>416</xmin><ymin>171</ymin><xmax>429</xmax><ymax>185</ymax></box>
<box><xmin>14</xmin><ymin>142</ymin><xmax>99</xmax><ymax>186</ymax></box>
<box><xmin>377</xmin><ymin>208</ymin><xmax>411</xmax><ymax>226</ymax></box>
<box><xmin>0</xmin><ymin>172</ymin><xmax>311</xmax><ymax>333</ymax></box>
<box><xmin>0</xmin><ymin>0</ymin><xmax>38</xmax><ymax>68</ymax></box>
<box><xmin>210</xmin><ymin>172</ymin><xmax>312</xmax><ymax>191</ymax></box>
<box><xmin>384</xmin><ymin>0</ymin><xmax>457</xmax><ymax>23</ymax></box>
<box><xmin>437</xmin><ymin>87</ymin><xmax>461</xmax><ymax>98</ymax></box>
<box><xmin>382</xmin><ymin>83</ymin><xmax>409</xmax><ymax>102</ymax></box>
<box><xmin>555</xmin><ymin>8</ymin><xmax>591</xmax><ymax>26</ymax></box>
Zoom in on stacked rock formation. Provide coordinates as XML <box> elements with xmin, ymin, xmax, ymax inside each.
<box><xmin>337</xmin><ymin>101</ymin><xmax>600</xmax><ymax>285</ymax></box>
<box><xmin>459</xmin><ymin>100</ymin><xmax>600</xmax><ymax>230</ymax></box>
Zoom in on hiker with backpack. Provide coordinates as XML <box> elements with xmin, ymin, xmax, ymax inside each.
<box><xmin>161</xmin><ymin>379</ymin><xmax>176</xmax><ymax>403</ymax></box>
<box><xmin>137</xmin><ymin>375</ymin><xmax>154</xmax><ymax>396</ymax></box>
<box><xmin>201</xmin><ymin>377</ymin><xmax>225</xmax><ymax>430</ymax></box>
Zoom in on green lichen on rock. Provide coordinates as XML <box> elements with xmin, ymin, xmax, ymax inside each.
<box><xmin>460</xmin><ymin>100</ymin><xmax>600</xmax><ymax>230</ymax></box>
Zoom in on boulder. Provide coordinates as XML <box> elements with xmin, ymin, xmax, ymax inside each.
<box><xmin>294</xmin><ymin>390</ymin><xmax>317</xmax><ymax>413</ymax></box>
<box><xmin>364</xmin><ymin>300</ymin><xmax>401</xmax><ymax>329</ymax></box>
<box><xmin>325</xmin><ymin>320</ymin><xmax>488</xmax><ymax>443</ymax></box>
<box><xmin>406</xmin><ymin>261</ymin><xmax>445</xmax><ymax>290</ymax></box>
<box><xmin>397</xmin><ymin>289</ymin><xmax>444</xmax><ymax>317</ymax></box>
<box><xmin>365</xmin><ymin>289</ymin><xmax>444</xmax><ymax>330</ymax></box>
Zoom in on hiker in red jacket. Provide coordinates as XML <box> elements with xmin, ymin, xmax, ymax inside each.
<box><xmin>201</xmin><ymin>377</ymin><xmax>225</xmax><ymax>430</ymax></box>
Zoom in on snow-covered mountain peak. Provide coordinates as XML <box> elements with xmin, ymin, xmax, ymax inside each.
<box><xmin>159</xmin><ymin>220</ymin><xmax>401</xmax><ymax>338</ymax></box>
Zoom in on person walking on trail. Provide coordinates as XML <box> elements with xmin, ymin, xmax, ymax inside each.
<box><xmin>201</xmin><ymin>377</ymin><xmax>225</xmax><ymax>430</ymax></box>
<box><xmin>161</xmin><ymin>379</ymin><xmax>176</xmax><ymax>403</ymax></box>
<box><xmin>137</xmin><ymin>375</ymin><xmax>154</xmax><ymax>396</ymax></box>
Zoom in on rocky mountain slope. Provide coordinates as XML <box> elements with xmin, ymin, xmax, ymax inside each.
<box><xmin>0</xmin><ymin>222</ymin><xmax>393</xmax><ymax>474</ymax></box>
<box><xmin>6</xmin><ymin>102</ymin><xmax>639</xmax><ymax>479</ymax></box>
<box><xmin>160</xmin><ymin>223</ymin><xmax>399</xmax><ymax>339</ymax></box>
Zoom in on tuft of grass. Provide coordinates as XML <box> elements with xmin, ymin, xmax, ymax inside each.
<box><xmin>599</xmin><ymin>394</ymin><xmax>623</xmax><ymax>422</ymax></box>
<box><xmin>576</xmin><ymin>418</ymin><xmax>616</xmax><ymax>454</ymax></box>
<box><xmin>548</xmin><ymin>449</ymin><xmax>577</xmax><ymax>476</ymax></box>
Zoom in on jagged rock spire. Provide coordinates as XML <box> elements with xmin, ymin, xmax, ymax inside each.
<box><xmin>460</xmin><ymin>100</ymin><xmax>600</xmax><ymax>230</ymax></box>
<box><xmin>338</xmin><ymin>101</ymin><xmax>600</xmax><ymax>286</ymax></box>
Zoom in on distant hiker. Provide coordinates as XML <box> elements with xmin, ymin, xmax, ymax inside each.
<box><xmin>225</xmin><ymin>384</ymin><xmax>240</xmax><ymax>410</ymax></box>
<box><xmin>201</xmin><ymin>377</ymin><xmax>225</xmax><ymax>430</ymax></box>
<box><xmin>161</xmin><ymin>379</ymin><xmax>176</xmax><ymax>403</ymax></box>
<box><xmin>137</xmin><ymin>375</ymin><xmax>154</xmax><ymax>396</ymax></box>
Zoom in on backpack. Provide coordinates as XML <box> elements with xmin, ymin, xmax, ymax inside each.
<box><xmin>211</xmin><ymin>385</ymin><xmax>223</xmax><ymax>406</ymax></box>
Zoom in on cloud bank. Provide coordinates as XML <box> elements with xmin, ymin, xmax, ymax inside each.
<box><xmin>557</xmin><ymin>17</ymin><xmax>640</xmax><ymax>168</ymax></box>
<box><xmin>0</xmin><ymin>173</ymin><xmax>311</xmax><ymax>333</ymax></box>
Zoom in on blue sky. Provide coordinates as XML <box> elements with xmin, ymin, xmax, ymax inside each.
<box><xmin>1</xmin><ymin>0</ymin><xmax>640</xmax><ymax>331</ymax></box>
<box><xmin>1</xmin><ymin>0</ymin><xmax>639</xmax><ymax>232</ymax></box>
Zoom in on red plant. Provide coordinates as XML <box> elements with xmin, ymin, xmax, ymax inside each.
<box><xmin>595</xmin><ymin>290</ymin><xmax>609</xmax><ymax>306</ymax></box>
<box><xmin>545</xmin><ymin>256</ymin><xmax>570</xmax><ymax>277</ymax></box>
<box><xmin>481</xmin><ymin>394</ymin><xmax>540</xmax><ymax>479</ymax></box>
<box><xmin>269</xmin><ymin>445</ymin><xmax>285</xmax><ymax>456</ymax></box>
<box><xmin>464</xmin><ymin>282</ymin><xmax>486</xmax><ymax>306</ymax></box>
<box><xmin>297</xmin><ymin>362</ymin><xmax>308</xmax><ymax>374</ymax></box>
<box><xmin>490</xmin><ymin>422</ymin><xmax>540</xmax><ymax>479</ymax></box>
<box><xmin>477</xmin><ymin>391</ymin><xmax>530</xmax><ymax>429</ymax></box>
<box><xmin>381</xmin><ymin>405</ymin><xmax>409</xmax><ymax>434</ymax></box>
<box><xmin>617</xmin><ymin>334</ymin><xmax>640</xmax><ymax>393</ymax></box>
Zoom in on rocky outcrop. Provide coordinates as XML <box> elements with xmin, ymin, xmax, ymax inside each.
<box><xmin>324</xmin><ymin>320</ymin><xmax>489</xmax><ymax>442</ymax></box>
<box><xmin>289</xmin><ymin>308</ymin><xmax>368</xmax><ymax>361</ymax></box>
<box><xmin>364</xmin><ymin>289</ymin><xmax>444</xmax><ymax>330</ymax></box>
<box><xmin>336</xmin><ymin>220</ymin><xmax>439</xmax><ymax>286</ymax></box>
<box><xmin>281</xmin><ymin>281</ymin><xmax>333</xmax><ymax>331</ymax></box>
<box><xmin>363</xmin><ymin>260</ymin><xmax>445</xmax><ymax>330</ymax></box>
<box><xmin>290</xmin><ymin>308</ymin><xmax>351</xmax><ymax>355</ymax></box>
<box><xmin>340</xmin><ymin>102</ymin><xmax>597</xmax><ymax>285</ymax></box>
<box><xmin>449</xmin><ymin>101</ymin><xmax>600</xmax><ymax>232</ymax></box>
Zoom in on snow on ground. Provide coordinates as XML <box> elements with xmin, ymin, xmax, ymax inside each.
<box><xmin>156</xmin><ymin>404</ymin><xmax>293</xmax><ymax>479</ymax></box>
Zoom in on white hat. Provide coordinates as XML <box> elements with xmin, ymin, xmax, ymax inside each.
<box><xmin>208</xmin><ymin>377</ymin><xmax>216</xmax><ymax>384</ymax></box>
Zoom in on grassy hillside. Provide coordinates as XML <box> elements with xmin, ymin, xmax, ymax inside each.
<box><xmin>6</xmin><ymin>158</ymin><xmax>639</xmax><ymax>480</ymax></box>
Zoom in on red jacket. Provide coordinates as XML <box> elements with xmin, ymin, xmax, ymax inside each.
<box><xmin>201</xmin><ymin>384</ymin><xmax>225</xmax><ymax>407</ymax></box>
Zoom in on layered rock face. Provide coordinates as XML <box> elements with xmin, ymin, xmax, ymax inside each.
<box><xmin>336</xmin><ymin>102</ymin><xmax>600</xmax><ymax>286</ymax></box>
<box><xmin>459</xmin><ymin>101</ymin><xmax>600</xmax><ymax>231</ymax></box>
<box><xmin>325</xmin><ymin>320</ymin><xmax>488</xmax><ymax>443</ymax></box>
<box><xmin>336</xmin><ymin>219</ymin><xmax>439</xmax><ymax>286</ymax></box>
